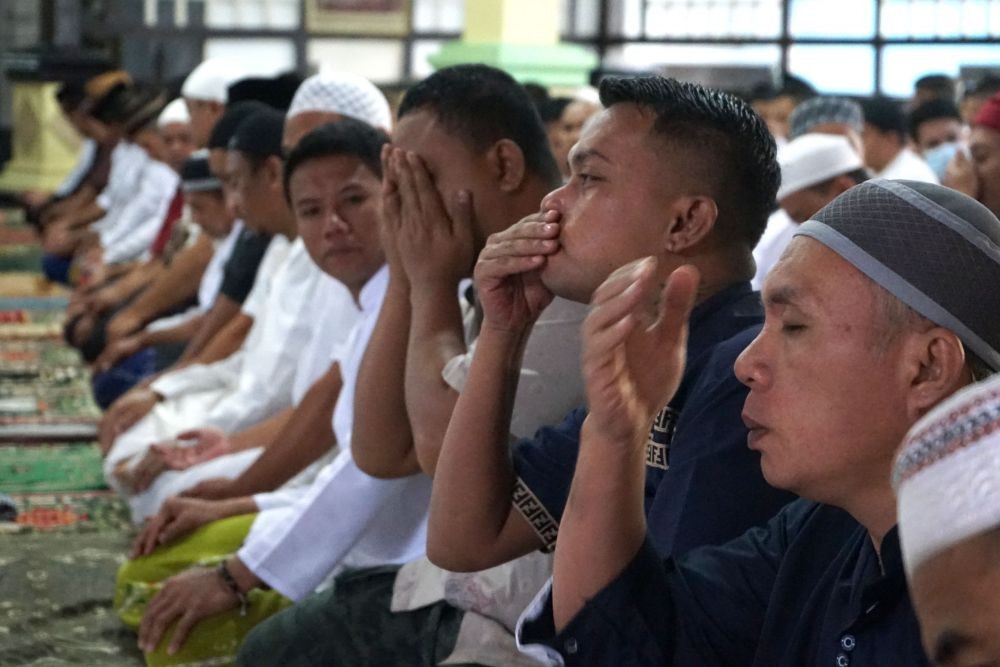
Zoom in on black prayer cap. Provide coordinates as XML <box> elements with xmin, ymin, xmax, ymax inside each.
<box><xmin>181</xmin><ymin>149</ymin><xmax>222</xmax><ymax>192</ymax></box>
<box><xmin>229</xmin><ymin>108</ymin><xmax>285</xmax><ymax>158</ymax></box>
<box><xmin>227</xmin><ymin>72</ymin><xmax>305</xmax><ymax>111</ymax></box>
<box><xmin>207</xmin><ymin>100</ymin><xmax>270</xmax><ymax>150</ymax></box>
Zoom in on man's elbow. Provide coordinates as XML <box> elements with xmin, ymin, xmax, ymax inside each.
<box><xmin>353</xmin><ymin>438</ymin><xmax>422</xmax><ymax>479</ymax></box>
<box><xmin>425</xmin><ymin>532</ymin><xmax>490</xmax><ymax>573</ymax></box>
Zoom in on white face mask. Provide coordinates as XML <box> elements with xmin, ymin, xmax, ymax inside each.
<box><xmin>923</xmin><ymin>141</ymin><xmax>963</xmax><ymax>180</ymax></box>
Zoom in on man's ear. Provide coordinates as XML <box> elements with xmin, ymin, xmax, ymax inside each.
<box><xmin>903</xmin><ymin>327</ymin><xmax>969</xmax><ymax>420</ymax></box>
<box><xmin>487</xmin><ymin>138</ymin><xmax>527</xmax><ymax>193</ymax></box>
<box><xmin>663</xmin><ymin>196</ymin><xmax>718</xmax><ymax>254</ymax></box>
<box><xmin>265</xmin><ymin>155</ymin><xmax>285</xmax><ymax>189</ymax></box>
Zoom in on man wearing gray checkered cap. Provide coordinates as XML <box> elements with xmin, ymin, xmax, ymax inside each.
<box><xmin>517</xmin><ymin>178</ymin><xmax>999</xmax><ymax>665</ymax></box>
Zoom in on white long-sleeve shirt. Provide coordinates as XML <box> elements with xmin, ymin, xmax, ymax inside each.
<box><xmin>99</xmin><ymin>160</ymin><xmax>180</xmax><ymax>264</ymax></box>
<box><xmin>240</xmin><ymin>266</ymin><xmax>434</xmax><ymax>601</ymax></box>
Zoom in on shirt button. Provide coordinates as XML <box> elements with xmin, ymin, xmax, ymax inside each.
<box><xmin>836</xmin><ymin>654</ymin><xmax>850</xmax><ymax>667</ymax></box>
<box><xmin>841</xmin><ymin>635</ymin><xmax>856</xmax><ymax>651</ymax></box>
<box><xmin>565</xmin><ymin>638</ymin><xmax>578</xmax><ymax>655</ymax></box>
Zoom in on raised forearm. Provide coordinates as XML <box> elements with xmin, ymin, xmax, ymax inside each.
<box><xmin>139</xmin><ymin>313</ymin><xmax>204</xmax><ymax>347</ymax></box>
<box><xmin>427</xmin><ymin>323</ymin><xmax>535</xmax><ymax>571</ymax></box>
<box><xmin>121</xmin><ymin>235</ymin><xmax>212</xmax><ymax>326</ymax></box>
<box><xmin>553</xmin><ymin>416</ymin><xmax>648</xmax><ymax>631</ymax></box>
<box><xmin>188</xmin><ymin>312</ymin><xmax>252</xmax><ymax>365</ymax></box>
<box><xmin>352</xmin><ymin>277</ymin><xmax>420</xmax><ymax>478</ymax></box>
<box><xmin>98</xmin><ymin>262</ymin><xmax>162</xmax><ymax>305</ymax></box>
<box><xmin>228</xmin><ymin>407</ymin><xmax>294</xmax><ymax>453</ymax></box>
<box><xmin>176</xmin><ymin>294</ymin><xmax>242</xmax><ymax>364</ymax></box>
<box><xmin>226</xmin><ymin>364</ymin><xmax>341</xmax><ymax>495</ymax></box>
<box><xmin>406</xmin><ymin>283</ymin><xmax>466</xmax><ymax>475</ymax></box>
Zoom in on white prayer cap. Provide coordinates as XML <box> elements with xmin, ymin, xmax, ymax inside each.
<box><xmin>776</xmin><ymin>134</ymin><xmax>863</xmax><ymax>201</ymax></box>
<box><xmin>157</xmin><ymin>98</ymin><xmax>190</xmax><ymax>127</ymax></box>
<box><xmin>893</xmin><ymin>373</ymin><xmax>1000</xmax><ymax>575</ymax></box>
<box><xmin>573</xmin><ymin>86</ymin><xmax>600</xmax><ymax>105</ymax></box>
<box><xmin>287</xmin><ymin>72</ymin><xmax>392</xmax><ymax>131</ymax></box>
<box><xmin>181</xmin><ymin>59</ymin><xmax>246</xmax><ymax>103</ymax></box>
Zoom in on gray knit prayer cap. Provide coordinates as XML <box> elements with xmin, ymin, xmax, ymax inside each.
<box><xmin>795</xmin><ymin>179</ymin><xmax>1000</xmax><ymax>370</ymax></box>
<box><xmin>789</xmin><ymin>96</ymin><xmax>864</xmax><ymax>139</ymax></box>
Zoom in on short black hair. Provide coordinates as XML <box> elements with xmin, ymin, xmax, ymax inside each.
<box><xmin>599</xmin><ymin>75</ymin><xmax>780</xmax><ymax>250</ymax></box>
<box><xmin>915</xmin><ymin>74</ymin><xmax>957</xmax><ymax>100</ymax></box>
<box><xmin>908</xmin><ymin>99</ymin><xmax>962</xmax><ymax>142</ymax></box>
<box><xmin>538</xmin><ymin>97</ymin><xmax>572</xmax><ymax>124</ymax></box>
<box><xmin>397</xmin><ymin>64</ymin><xmax>561</xmax><ymax>186</ymax></box>
<box><xmin>861</xmin><ymin>96</ymin><xmax>907</xmax><ymax>137</ymax></box>
<box><xmin>282</xmin><ymin>118</ymin><xmax>389</xmax><ymax>204</ymax></box>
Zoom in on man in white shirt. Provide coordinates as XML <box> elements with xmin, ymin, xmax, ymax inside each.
<box><xmin>862</xmin><ymin>96</ymin><xmax>939</xmax><ymax>183</ymax></box>
<box><xmin>753</xmin><ymin>133</ymin><xmax>867</xmax><ymax>288</ymax></box>
<box><xmin>102</xmin><ymin>110</ymin><xmax>325</xmax><ymax>520</ymax></box>
<box><xmin>120</xmin><ymin>119</ymin><xmax>402</xmax><ymax>667</ymax></box>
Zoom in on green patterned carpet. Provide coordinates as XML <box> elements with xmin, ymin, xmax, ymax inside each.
<box><xmin>1</xmin><ymin>207</ymin><xmax>144</xmax><ymax>666</ymax></box>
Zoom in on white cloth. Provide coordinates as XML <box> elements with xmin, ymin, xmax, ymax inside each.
<box><xmin>241</xmin><ymin>266</ymin><xmax>434</xmax><ymax>601</ymax></box>
<box><xmin>776</xmin><ymin>134</ymin><xmax>863</xmax><ymax>201</ymax></box>
<box><xmin>157</xmin><ymin>98</ymin><xmax>189</xmax><ymax>126</ymax></box>
<box><xmin>894</xmin><ymin>373</ymin><xmax>1000</xmax><ymax>574</ymax></box>
<box><xmin>144</xmin><ymin>221</ymin><xmax>244</xmax><ymax>334</ymax></box>
<box><xmin>54</xmin><ymin>138</ymin><xmax>97</xmax><ymax>197</ymax></box>
<box><xmin>287</xmin><ymin>72</ymin><xmax>392</xmax><ymax>131</ymax></box>
<box><xmin>390</xmin><ymin>296</ymin><xmax>588</xmax><ymax>667</ymax></box>
<box><xmin>93</xmin><ymin>141</ymin><xmax>148</xmax><ymax>228</ymax></box>
<box><xmin>181</xmin><ymin>59</ymin><xmax>246</xmax><ymax>103</ymax></box>
<box><xmin>289</xmin><ymin>275</ymin><xmax>358</xmax><ymax>404</ymax></box>
<box><xmin>99</xmin><ymin>160</ymin><xmax>180</xmax><ymax>264</ymax></box>
<box><xmin>107</xmin><ymin>236</ymin><xmax>325</xmax><ymax>521</ymax></box>
<box><xmin>128</xmin><ymin>272</ymin><xmax>360</xmax><ymax>522</ymax></box>
<box><xmin>752</xmin><ymin>209</ymin><xmax>798</xmax><ymax>290</ymax></box>
<box><xmin>877</xmin><ymin>147</ymin><xmax>939</xmax><ymax>183</ymax></box>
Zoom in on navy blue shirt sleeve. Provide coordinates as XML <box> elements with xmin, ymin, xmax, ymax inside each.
<box><xmin>518</xmin><ymin>501</ymin><xmax>818</xmax><ymax>666</ymax></box>
<box><xmin>511</xmin><ymin>407</ymin><xmax>586</xmax><ymax>550</ymax></box>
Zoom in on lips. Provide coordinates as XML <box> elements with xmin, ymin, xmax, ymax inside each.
<box><xmin>742</xmin><ymin>412</ymin><xmax>769</xmax><ymax>449</ymax></box>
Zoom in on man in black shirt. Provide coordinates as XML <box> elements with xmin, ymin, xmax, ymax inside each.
<box><xmin>519</xmin><ymin>174</ymin><xmax>1000</xmax><ymax>664</ymax></box>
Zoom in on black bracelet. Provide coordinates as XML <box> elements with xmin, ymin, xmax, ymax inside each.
<box><xmin>216</xmin><ymin>561</ymin><xmax>250</xmax><ymax>617</ymax></box>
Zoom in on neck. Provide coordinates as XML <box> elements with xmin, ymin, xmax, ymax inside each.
<box><xmin>839</xmin><ymin>482</ymin><xmax>898</xmax><ymax>556</ymax></box>
<box><xmin>271</xmin><ymin>209</ymin><xmax>298</xmax><ymax>239</ymax></box>
<box><xmin>687</xmin><ymin>247</ymin><xmax>755</xmax><ymax>306</ymax></box>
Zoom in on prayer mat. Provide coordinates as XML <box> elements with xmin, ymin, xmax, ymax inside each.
<box><xmin>0</xmin><ymin>442</ymin><xmax>107</xmax><ymax>493</ymax></box>
<box><xmin>0</xmin><ymin>305</ymin><xmax>65</xmax><ymax>339</ymax></box>
<box><xmin>0</xmin><ymin>527</ymin><xmax>145</xmax><ymax>665</ymax></box>
<box><xmin>1</xmin><ymin>490</ymin><xmax>131</xmax><ymax>534</ymax></box>
<box><xmin>0</xmin><ymin>271</ymin><xmax>69</xmax><ymax>298</ymax></box>
<box><xmin>0</xmin><ymin>244</ymin><xmax>42</xmax><ymax>272</ymax></box>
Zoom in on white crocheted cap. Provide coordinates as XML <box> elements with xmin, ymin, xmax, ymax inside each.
<box><xmin>893</xmin><ymin>373</ymin><xmax>1000</xmax><ymax>574</ymax></box>
<box><xmin>157</xmin><ymin>98</ymin><xmax>190</xmax><ymax>127</ymax></box>
<box><xmin>287</xmin><ymin>71</ymin><xmax>391</xmax><ymax>131</ymax></box>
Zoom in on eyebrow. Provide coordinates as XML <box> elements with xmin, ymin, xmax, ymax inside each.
<box><xmin>569</xmin><ymin>148</ymin><xmax>612</xmax><ymax>168</ymax></box>
<box><xmin>933</xmin><ymin>629</ymin><xmax>972</xmax><ymax>665</ymax></box>
<box><xmin>763</xmin><ymin>284</ymin><xmax>804</xmax><ymax>309</ymax></box>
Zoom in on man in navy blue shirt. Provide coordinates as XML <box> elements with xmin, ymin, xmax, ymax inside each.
<box><xmin>517</xmin><ymin>174</ymin><xmax>1000</xmax><ymax>664</ymax></box>
<box><xmin>428</xmin><ymin>76</ymin><xmax>793</xmax><ymax>572</ymax></box>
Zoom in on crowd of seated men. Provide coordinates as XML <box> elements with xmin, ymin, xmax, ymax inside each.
<box><xmin>12</xmin><ymin>57</ymin><xmax>1000</xmax><ymax>666</ymax></box>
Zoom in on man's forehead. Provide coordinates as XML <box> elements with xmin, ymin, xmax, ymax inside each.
<box><xmin>762</xmin><ymin>237</ymin><xmax>869</xmax><ymax>306</ymax></box>
<box><xmin>392</xmin><ymin>109</ymin><xmax>447</xmax><ymax>150</ymax></box>
<box><xmin>570</xmin><ymin>105</ymin><xmax>655</xmax><ymax>163</ymax></box>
